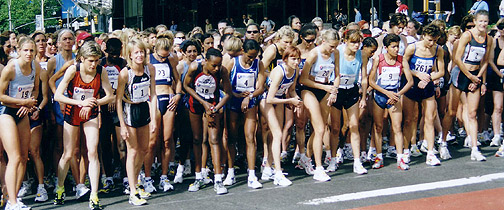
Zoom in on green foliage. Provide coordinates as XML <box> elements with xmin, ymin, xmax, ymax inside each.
<box><xmin>0</xmin><ymin>0</ymin><xmax>61</xmax><ymax>34</ymax></box>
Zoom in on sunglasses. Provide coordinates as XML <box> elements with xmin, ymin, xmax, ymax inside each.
<box><xmin>47</xmin><ymin>42</ymin><xmax>55</xmax><ymax>46</ymax></box>
<box><xmin>175</xmin><ymin>37</ymin><xmax>185</xmax><ymax>39</ymax></box>
<box><xmin>156</xmin><ymin>53</ymin><xmax>169</xmax><ymax>59</ymax></box>
<box><xmin>304</xmin><ymin>38</ymin><xmax>315</xmax><ymax>43</ymax></box>
<box><xmin>5</xmin><ymin>45</ymin><xmax>12</xmax><ymax>48</ymax></box>
<box><xmin>247</xmin><ymin>30</ymin><xmax>259</xmax><ymax>34</ymax></box>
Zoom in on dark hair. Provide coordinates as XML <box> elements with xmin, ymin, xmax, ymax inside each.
<box><xmin>0</xmin><ymin>47</ymin><xmax>7</xmax><ymax>65</ymax></box>
<box><xmin>362</xmin><ymin>37</ymin><xmax>378</xmax><ymax>48</ymax></box>
<box><xmin>389</xmin><ymin>13</ymin><xmax>407</xmax><ymax>27</ymax></box>
<box><xmin>288</xmin><ymin>15</ymin><xmax>299</xmax><ymax>27</ymax></box>
<box><xmin>144</xmin><ymin>27</ymin><xmax>156</xmax><ymax>35</ymax></box>
<box><xmin>181</xmin><ymin>39</ymin><xmax>202</xmax><ymax>54</ymax></box>
<box><xmin>206</xmin><ymin>48</ymin><xmax>223</xmax><ymax>59</ymax></box>
<box><xmin>383</xmin><ymin>34</ymin><xmax>401</xmax><ymax>47</ymax></box>
<box><xmin>460</xmin><ymin>15</ymin><xmax>474</xmax><ymax>31</ymax></box>
<box><xmin>497</xmin><ymin>18</ymin><xmax>504</xmax><ymax>30</ymax></box>
<box><xmin>243</xmin><ymin>39</ymin><xmax>260</xmax><ymax>52</ymax></box>
<box><xmin>218</xmin><ymin>19</ymin><xmax>229</xmax><ymax>25</ymax></box>
<box><xmin>299</xmin><ymin>23</ymin><xmax>318</xmax><ymax>38</ymax></box>
<box><xmin>437</xmin><ymin>31</ymin><xmax>447</xmax><ymax>45</ymax></box>
<box><xmin>408</xmin><ymin>19</ymin><xmax>421</xmax><ymax>30</ymax></box>
<box><xmin>193</xmin><ymin>33</ymin><xmax>212</xmax><ymax>44</ymax></box>
<box><xmin>31</xmin><ymin>31</ymin><xmax>46</xmax><ymax>40</ymax></box>
<box><xmin>247</xmin><ymin>23</ymin><xmax>260</xmax><ymax>31</ymax></box>
<box><xmin>0</xmin><ymin>35</ymin><xmax>9</xmax><ymax>46</ymax></box>
<box><xmin>474</xmin><ymin>10</ymin><xmax>489</xmax><ymax>19</ymax></box>
<box><xmin>105</xmin><ymin>38</ymin><xmax>122</xmax><ymax>55</ymax></box>
<box><xmin>362</xmin><ymin>29</ymin><xmax>372</xmax><ymax>36</ymax></box>
<box><xmin>422</xmin><ymin>24</ymin><xmax>441</xmax><ymax>38</ymax></box>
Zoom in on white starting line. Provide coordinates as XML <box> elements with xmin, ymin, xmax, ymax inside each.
<box><xmin>299</xmin><ymin>172</ymin><xmax>504</xmax><ymax>205</ymax></box>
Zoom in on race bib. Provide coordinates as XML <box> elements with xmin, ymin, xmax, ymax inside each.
<box><xmin>15</xmin><ymin>84</ymin><xmax>34</xmax><ymax>99</ymax></box>
<box><xmin>439</xmin><ymin>77</ymin><xmax>445</xmax><ymax>88</ymax></box>
<box><xmin>339</xmin><ymin>74</ymin><xmax>356</xmax><ymax>89</ymax></box>
<box><xmin>315</xmin><ymin>64</ymin><xmax>334</xmax><ymax>83</ymax></box>
<box><xmin>195</xmin><ymin>75</ymin><xmax>217</xmax><ymax>100</ymax></box>
<box><xmin>105</xmin><ymin>66</ymin><xmax>120</xmax><ymax>89</ymax></box>
<box><xmin>236</xmin><ymin>73</ymin><xmax>255</xmax><ymax>92</ymax></box>
<box><xmin>72</xmin><ymin>87</ymin><xmax>94</xmax><ymax>101</ymax></box>
<box><xmin>153</xmin><ymin>63</ymin><xmax>171</xmax><ymax>83</ymax></box>
<box><xmin>466</xmin><ymin>46</ymin><xmax>486</xmax><ymax>63</ymax></box>
<box><xmin>39</xmin><ymin>62</ymin><xmax>48</xmax><ymax>71</ymax></box>
<box><xmin>276</xmin><ymin>81</ymin><xmax>293</xmax><ymax>97</ymax></box>
<box><xmin>131</xmin><ymin>81</ymin><xmax>150</xmax><ymax>102</ymax></box>
<box><xmin>379</xmin><ymin>66</ymin><xmax>400</xmax><ymax>86</ymax></box>
<box><xmin>414</xmin><ymin>59</ymin><xmax>434</xmax><ymax>73</ymax></box>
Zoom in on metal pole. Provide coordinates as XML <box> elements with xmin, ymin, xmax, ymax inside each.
<box><xmin>371</xmin><ymin>0</ymin><xmax>374</xmax><ymax>28</ymax></box>
<box><xmin>8</xmin><ymin>0</ymin><xmax>13</xmax><ymax>31</ymax></box>
<box><xmin>41</xmin><ymin>0</ymin><xmax>45</xmax><ymax>32</ymax></box>
<box><xmin>316</xmin><ymin>0</ymin><xmax>319</xmax><ymax>17</ymax></box>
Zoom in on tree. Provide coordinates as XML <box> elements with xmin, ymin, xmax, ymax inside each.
<box><xmin>0</xmin><ymin>0</ymin><xmax>61</xmax><ymax>34</ymax></box>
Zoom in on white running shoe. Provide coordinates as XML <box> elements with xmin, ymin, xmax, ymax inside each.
<box><xmin>371</xmin><ymin>157</ymin><xmax>383</xmax><ymax>169</ymax></box>
<box><xmin>360</xmin><ymin>151</ymin><xmax>367</xmax><ymax>163</ymax></box>
<box><xmin>299</xmin><ymin>155</ymin><xmax>315</xmax><ymax>175</ymax></box>
<box><xmin>353</xmin><ymin>162</ymin><xmax>368</xmax><ymax>175</ymax></box>
<box><xmin>201</xmin><ymin>168</ymin><xmax>213</xmax><ymax>185</ymax></box>
<box><xmin>183</xmin><ymin>160</ymin><xmax>192</xmax><ymax>176</ymax></box>
<box><xmin>158</xmin><ymin>178</ymin><xmax>174</xmax><ymax>192</ymax></box>
<box><xmin>17</xmin><ymin>181</ymin><xmax>30</xmax><ymax>198</ymax></box>
<box><xmin>385</xmin><ymin>147</ymin><xmax>397</xmax><ymax>159</ymax></box>
<box><xmin>446</xmin><ymin>131</ymin><xmax>456</xmax><ymax>141</ymax></box>
<box><xmin>403</xmin><ymin>151</ymin><xmax>411</xmax><ymax>164</ymax></box>
<box><xmin>247</xmin><ymin>177</ymin><xmax>262</xmax><ymax>189</ymax></box>
<box><xmin>439</xmin><ymin>143</ymin><xmax>452</xmax><ymax>160</ymax></box>
<box><xmin>343</xmin><ymin>145</ymin><xmax>354</xmax><ymax>160</ymax></box>
<box><xmin>490</xmin><ymin>136</ymin><xmax>501</xmax><ymax>147</ymax></box>
<box><xmin>174</xmin><ymin>165</ymin><xmax>184</xmax><ymax>184</ymax></box>
<box><xmin>143</xmin><ymin>178</ymin><xmax>157</xmax><ymax>193</ymax></box>
<box><xmin>495</xmin><ymin>146</ymin><xmax>504</xmax><ymax>157</ymax></box>
<box><xmin>34</xmin><ymin>186</ymin><xmax>48</xmax><ymax>202</ymax></box>
<box><xmin>292</xmin><ymin>152</ymin><xmax>301</xmax><ymax>164</ymax></box>
<box><xmin>214</xmin><ymin>181</ymin><xmax>228</xmax><ymax>195</ymax></box>
<box><xmin>366</xmin><ymin>148</ymin><xmax>377</xmax><ymax>162</ymax></box>
<box><xmin>421</xmin><ymin>141</ymin><xmax>438</xmax><ymax>154</ymax></box>
<box><xmin>137</xmin><ymin>171</ymin><xmax>145</xmax><ymax>186</ymax></box>
<box><xmin>261</xmin><ymin>168</ymin><xmax>274</xmax><ymax>181</ymax></box>
<box><xmin>273</xmin><ymin>174</ymin><xmax>292</xmax><ymax>186</ymax></box>
<box><xmin>123</xmin><ymin>179</ymin><xmax>130</xmax><ymax>195</ymax></box>
<box><xmin>470</xmin><ymin>150</ymin><xmax>486</xmax><ymax>161</ymax></box>
<box><xmin>426</xmin><ymin>154</ymin><xmax>441</xmax><ymax>166</ymax></box>
<box><xmin>397</xmin><ymin>158</ymin><xmax>410</xmax><ymax>170</ymax></box>
<box><xmin>410</xmin><ymin>145</ymin><xmax>422</xmax><ymax>157</ymax></box>
<box><xmin>223</xmin><ymin>175</ymin><xmax>236</xmax><ymax>186</ymax></box>
<box><xmin>313</xmin><ymin>168</ymin><xmax>331</xmax><ymax>182</ymax></box>
<box><xmin>336</xmin><ymin>148</ymin><xmax>344</xmax><ymax>164</ymax></box>
<box><xmin>75</xmin><ymin>184</ymin><xmax>90</xmax><ymax>199</ymax></box>
<box><xmin>325</xmin><ymin>157</ymin><xmax>338</xmax><ymax>172</ymax></box>
<box><xmin>323</xmin><ymin>155</ymin><xmax>331</xmax><ymax>166</ymax></box>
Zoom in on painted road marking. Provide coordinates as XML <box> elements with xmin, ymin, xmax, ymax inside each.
<box><xmin>300</xmin><ymin>172</ymin><xmax>504</xmax><ymax>205</ymax></box>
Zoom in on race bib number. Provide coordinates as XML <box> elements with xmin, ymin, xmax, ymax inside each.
<box><xmin>105</xmin><ymin>66</ymin><xmax>120</xmax><ymax>89</ymax></box>
<box><xmin>414</xmin><ymin>59</ymin><xmax>434</xmax><ymax>73</ymax></box>
<box><xmin>195</xmin><ymin>75</ymin><xmax>217</xmax><ymax>100</ymax></box>
<box><xmin>340</xmin><ymin>74</ymin><xmax>356</xmax><ymax>88</ymax></box>
<box><xmin>153</xmin><ymin>63</ymin><xmax>171</xmax><ymax>83</ymax></box>
<box><xmin>131</xmin><ymin>81</ymin><xmax>150</xmax><ymax>102</ymax></box>
<box><xmin>439</xmin><ymin>77</ymin><xmax>445</xmax><ymax>88</ymax></box>
<box><xmin>276</xmin><ymin>81</ymin><xmax>293</xmax><ymax>97</ymax></box>
<box><xmin>315</xmin><ymin>64</ymin><xmax>334</xmax><ymax>83</ymax></box>
<box><xmin>72</xmin><ymin>87</ymin><xmax>94</xmax><ymax>101</ymax></box>
<box><xmin>466</xmin><ymin>46</ymin><xmax>486</xmax><ymax>63</ymax></box>
<box><xmin>379</xmin><ymin>66</ymin><xmax>400</xmax><ymax>86</ymax></box>
<box><xmin>236</xmin><ymin>73</ymin><xmax>255</xmax><ymax>92</ymax></box>
<box><xmin>39</xmin><ymin>62</ymin><xmax>48</xmax><ymax>71</ymax></box>
<box><xmin>15</xmin><ymin>84</ymin><xmax>34</xmax><ymax>99</ymax></box>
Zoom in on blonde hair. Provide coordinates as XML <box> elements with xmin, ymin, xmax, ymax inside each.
<box><xmin>431</xmin><ymin>19</ymin><xmax>447</xmax><ymax>31</ymax></box>
<box><xmin>447</xmin><ymin>26</ymin><xmax>462</xmax><ymax>37</ymax></box>
<box><xmin>78</xmin><ymin>41</ymin><xmax>102</xmax><ymax>59</ymax></box>
<box><xmin>155</xmin><ymin>30</ymin><xmax>174</xmax><ymax>51</ymax></box>
<box><xmin>224</xmin><ymin>36</ymin><xmax>243</xmax><ymax>52</ymax></box>
<box><xmin>320</xmin><ymin>29</ymin><xmax>340</xmax><ymax>42</ymax></box>
<box><xmin>17</xmin><ymin>37</ymin><xmax>36</xmax><ymax>56</ymax></box>
<box><xmin>275</xmin><ymin>26</ymin><xmax>296</xmax><ymax>41</ymax></box>
<box><xmin>311</xmin><ymin>17</ymin><xmax>323</xmax><ymax>25</ymax></box>
<box><xmin>126</xmin><ymin>38</ymin><xmax>148</xmax><ymax>66</ymax></box>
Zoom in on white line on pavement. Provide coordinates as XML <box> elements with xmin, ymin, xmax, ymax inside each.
<box><xmin>299</xmin><ymin>172</ymin><xmax>504</xmax><ymax>205</ymax></box>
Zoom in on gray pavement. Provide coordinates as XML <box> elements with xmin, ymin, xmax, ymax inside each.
<box><xmin>24</xmin><ymin>141</ymin><xmax>504</xmax><ymax>210</ymax></box>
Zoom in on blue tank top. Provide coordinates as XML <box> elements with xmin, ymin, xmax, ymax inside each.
<box><xmin>311</xmin><ymin>47</ymin><xmax>335</xmax><ymax>84</ymax></box>
<box><xmin>9</xmin><ymin>59</ymin><xmax>36</xmax><ymax>99</ymax></box>
<box><xmin>230</xmin><ymin>56</ymin><xmax>259</xmax><ymax>93</ymax></box>
<box><xmin>271</xmin><ymin>64</ymin><xmax>296</xmax><ymax>97</ymax></box>
<box><xmin>462</xmin><ymin>32</ymin><xmax>487</xmax><ymax>66</ymax></box>
<box><xmin>150</xmin><ymin>53</ymin><xmax>174</xmax><ymax>86</ymax></box>
<box><xmin>409</xmin><ymin>44</ymin><xmax>438</xmax><ymax>75</ymax></box>
<box><xmin>338</xmin><ymin>48</ymin><xmax>362</xmax><ymax>89</ymax></box>
<box><xmin>55</xmin><ymin>53</ymin><xmax>76</xmax><ymax>89</ymax></box>
<box><xmin>298</xmin><ymin>59</ymin><xmax>306</xmax><ymax>72</ymax></box>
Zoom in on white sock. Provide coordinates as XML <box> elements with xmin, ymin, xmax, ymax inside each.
<box><xmin>315</xmin><ymin>166</ymin><xmax>324</xmax><ymax>171</ymax></box>
<box><xmin>145</xmin><ymin>177</ymin><xmax>152</xmax><ymax>181</ymax></box>
<box><xmin>325</xmin><ymin>150</ymin><xmax>331</xmax><ymax>157</ymax></box>
<box><xmin>472</xmin><ymin>147</ymin><xmax>479</xmax><ymax>152</ymax></box>
<box><xmin>248</xmin><ymin>170</ymin><xmax>256</xmax><ymax>179</ymax></box>
<box><xmin>404</xmin><ymin>149</ymin><xmax>410</xmax><ymax>154</ymax></box>
<box><xmin>397</xmin><ymin>154</ymin><xmax>404</xmax><ymax>160</ymax></box>
<box><xmin>377</xmin><ymin>153</ymin><xmax>383</xmax><ymax>159</ymax></box>
<box><xmin>263</xmin><ymin>166</ymin><xmax>272</xmax><ymax>174</ymax></box>
<box><xmin>160</xmin><ymin>175</ymin><xmax>168</xmax><ymax>180</ymax></box>
<box><xmin>38</xmin><ymin>184</ymin><xmax>44</xmax><ymax>189</ymax></box>
<box><xmin>195</xmin><ymin>172</ymin><xmax>203</xmax><ymax>180</ymax></box>
<box><xmin>427</xmin><ymin>151</ymin><xmax>434</xmax><ymax>156</ymax></box>
<box><xmin>214</xmin><ymin>174</ymin><xmax>223</xmax><ymax>182</ymax></box>
<box><xmin>227</xmin><ymin>168</ymin><xmax>235</xmax><ymax>177</ymax></box>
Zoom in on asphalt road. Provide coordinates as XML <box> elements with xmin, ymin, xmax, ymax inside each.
<box><xmin>23</xmin><ymin>140</ymin><xmax>504</xmax><ymax>210</ymax></box>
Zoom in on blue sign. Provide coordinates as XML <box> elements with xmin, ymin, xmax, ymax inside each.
<box><xmin>61</xmin><ymin>0</ymin><xmax>85</xmax><ymax>18</ymax></box>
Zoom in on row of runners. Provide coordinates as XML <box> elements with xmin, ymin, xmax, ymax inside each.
<box><xmin>1</xmin><ymin>10</ymin><xmax>504</xmax><ymax>210</ymax></box>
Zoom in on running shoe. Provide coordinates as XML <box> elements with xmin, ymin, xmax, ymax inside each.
<box><xmin>372</xmin><ymin>157</ymin><xmax>384</xmax><ymax>169</ymax></box>
<box><xmin>366</xmin><ymin>148</ymin><xmax>377</xmax><ymax>162</ymax></box>
<box><xmin>34</xmin><ymin>186</ymin><xmax>48</xmax><ymax>202</ymax></box>
<box><xmin>136</xmin><ymin>184</ymin><xmax>151</xmax><ymax>198</ymax></box>
<box><xmin>386</xmin><ymin>147</ymin><xmax>397</xmax><ymax>159</ymax></box>
<box><xmin>273</xmin><ymin>174</ymin><xmax>292</xmax><ymax>186</ymax></box>
<box><xmin>403</xmin><ymin>151</ymin><xmax>411</xmax><ymax>164</ymax></box>
<box><xmin>168</xmin><ymin>164</ymin><xmax>177</xmax><ymax>180</ymax></box>
<box><xmin>292</xmin><ymin>152</ymin><xmax>301</xmax><ymax>164</ymax></box>
<box><xmin>18</xmin><ymin>181</ymin><xmax>30</xmax><ymax>197</ymax></box>
<box><xmin>260</xmin><ymin>158</ymin><xmax>267</xmax><ymax>173</ymax></box>
<box><xmin>53</xmin><ymin>186</ymin><xmax>65</xmax><ymax>205</ymax></box>
<box><xmin>247</xmin><ymin>177</ymin><xmax>263</xmax><ymax>189</ymax></box>
<box><xmin>89</xmin><ymin>197</ymin><xmax>103</xmax><ymax>210</ymax></box>
<box><xmin>280</xmin><ymin>151</ymin><xmax>288</xmax><ymax>163</ymax></box>
<box><xmin>325</xmin><ymin>157</ymin><xmax>339</xmax><ymax>172</ymax></box>
<box><xmin>183</xmin><ymin>160</ymin><xmax>192</xmax><ymax>176</ymax></box>
<box><xmin>188</xmin><ymin>179</ymin><xmax>205</xmax><ymax>192</ymax></box>
<box><xmin>446</xmin><ymin>131</ymin><xmax>456</xmax><ymax>141</ymax></box>
<box><xmin>113</xmin><ymin>167</ymin><xmax>122</xmax><ymax>181</ymax></box>
<box><xmin>158</xmin><ymin>177</ymin><xmax>174</xmax><ymax>192</ymax></box>
<box><xmin>490</xmin><ymin>136</ymin><xmax>501</xmax><ymax>147</ymax></box>
<box><xmin>470</xmin><ymin>150</ymin><xmax>486</xmax><ymax>161</ymax></box>
<box><xmin>343</xmin><ymin>145</ymin><xmax>354</xmax><ymax>160</ymax></box>
<box><xmin>299</xmin><ymin>155</ymin><xmax>315</xmax><ymax>175</ymax></box>
<box><xmin>397</xmin><ymin>158</ymin><xmax>410</xmax><ymax>170</ymax></box>
<box><xmin>75</xmin><ymin>184</ymin><xmax>90</xmax><ymax>200</ymax></box>
<box><xmin>44</xmin><ymin>175</ymin><xmax>54</xmax><ymax>189</ymax></box>
<box><xmin>410</xmin><ymin>145</ymin><xmax>422</xmax><ymax>157</ymax></box>
<box><xmin>360</xmin><ymin>151</ymin><xmax>367</xmax><ymax>163</ymax></box>
<box><xmin>458</xmin><ymin>127</ymin><xmax>467</xmax><ymax>137</ymax></box>
<box><xmin>223</xmin><ymin>174</ymin><xmax>236</xmax><ymax>186</ymax></box>
<box><xmin>495</xmin><ymin>146</ymin><xmax>504</xmax><ymax>157</ymax></box>
<box><xmin>439</xmin><ymin>143</ymin><xmax>452</xmax><ymax>160</ymax></box>
<box><xmin>313</xmin><ymin>169</ymin><xmax>331</xmax><ymax>182</ymax></box>
<box><xmin>213</xmin><ymin>181</ymin><xmax>228</xmax><ymax>195</ymax></box>
<box><xmin>137</xmin><ymin>171</ymin><xmax>145</xmax><ymax>186</ymax></box>
<box><xmin>128</xmin><ymin>193</ymin><xmax>147</xmax><ymax>206</ymax></box>
<box><xmin>323</xmin><ymin>154</ymin><xmax>331</xmax><ymax>166</ymax></box>
<box><xmin>122</xmin><ymin>178</ymin><xmax>130</xmax><ymax>195</ymax></box>
<box><xmin>5</xmin><ymin>201</ymin><xmax>29</xmax><ymax>210</ymax></box>
<box><xmin>261</xmin><ymin>168</ymin><xmax>274</xmax><ymax>181</ymax></box>
<box><xmin>426</xmin><ymin>154</ymin><xmax>441</xmax><ymax>166</ymax></box>
<box><xmin>16</xmin><ymin>199</ymin><xmax>31</xmax><ymax>210</ymax></box>
<box><xmin>202</xmin><ymin>168</ymin><xmax>213</xmax><ymax>185</ymax></box>
<box><xmin>174</xmin><ymin>165</ymin><xmax>184</xmax><ymax>184</ymax></box>
<box><xmin>99</xmin><ymin>177</ymin><xmax>114</xmax><ymax>194</ymax></box>
<box><xmin>420</xmin><ymin>141</ymin><xmax>439</xmax><ymax>154</ymax></box>
<box><xmin>353</xmin><ymin>162</ymin><xmax>368</xmax><ymax>175</ymax></box>
<box><xmin>336</xmin><ymin>148</ymin><xmax>344</xmax><ymax>164</ymax></box>
<box><xmin>143</xmin><ymin>178</ymin><xmax>156</xmax><ymax>193</ymax></box>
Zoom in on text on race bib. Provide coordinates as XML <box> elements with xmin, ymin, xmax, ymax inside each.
<box><xmin>236</xmin><ymin>73</ymin><xmax>255</xmax><ymax>92</ymax></box>
<box><xmin>131</xmin><ymin>81</ymin><xmax>150</xmax><ymax>103</ymax></box>
<box><xmin>195</xmin><ymin>75</ymin><xmax>217</xmax><ymax>100</ymax></box>
<box><xmin>275</xmin><ymin>81</ymin><xmax>294</xmax><ymax>97</ymax></box>
<box><xmin>105</xmin><ymin>66</ymin><xmax>120</xmax><ymax>89</ymax></box>
<box><xmin>339</xmin><ymin>74</ymin><xmax>356</xmax><ymax>88</ymax></box>
<box><xmin>39</xmin><ymin>62</ymin><xmax>48</xmax><ymax>71</ymax></box>
<box><xmin>72</xmin><ymin>87</ymin><xmax>94</xmax><ymax>101</ymax></box>
<box><xmin>466</xmin><ymin>46</ymin><xmax>486</xmax><ymax>63</ymax></box>
<box><xmin>414</xmin><ymin>59</ymin><xmax>434</xmax><ymax>73</ymax></box>
<box><xmin>379</xmin><ymin>66</ymin><xmax>400</xmax><ymax>86</ymax></box>
<box><xmin>153</xmin><ymin>63</ymin><xmax>171</xmax><ymax>82</ymax></box>
<box><xmin>16</xmin><ymin>84</ymin><xmax>34</xmax><ymax>99</ymax></box>
<box><xmin>315</xmin><ymin>64</ymin><xmax>334</xmax><ymax>83</ymax></box>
